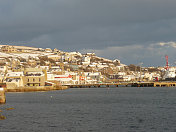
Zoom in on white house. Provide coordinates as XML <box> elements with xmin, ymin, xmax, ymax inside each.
<box><xmin>82</xmin><ymin>55</ymin><xmax>91</xmax><ymax>65</ymax></box>
<box><xmin>0</xmin><ymin>66</ymin><xmax>7</xmax><ymax>73</ymax></box>
<box><xmin>6</xmin><ymin>72</ymin><xmax>24</xmax><ymax>87</ymax></box>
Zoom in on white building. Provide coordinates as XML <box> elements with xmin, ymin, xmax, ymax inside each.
<box><xmin>0</xmin><ymin>66</ymin><xmax>7</xmax><ymax>73</ymax></box>
<box><xmin>53</xmin><ymin>74</ymin><xmax>73</xmax><ymax>85</ymax></box>
<box><xmin>163</xmin><ymin>67</ymin><xmax>175</xmax><ymax>80</ymax></box>
<box><xmin>82</xmin><ymin>55</ymin><xmax>91</xmax><ymax>65</ymax></box>
<box><xmin>6</xmin><ymin>72</ymin><xmax>24</xmax><ymax>87</ymax></box>
<box><xmin>84</xmin><ymin>72</ymin><xmax>101</xmax><ymax>83</ymax></box>
<box><xmin>49</xmin><ymin>66</ymin><xmax>62</xmax><ymax>72</ymax></box>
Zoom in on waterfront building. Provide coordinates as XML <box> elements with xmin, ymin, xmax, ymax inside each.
<box><xmin>23</xmin><ymin>68</ymin><xmax>46</xmax><ymax>87</ymax></box>
<box><xmin>84</xmin><ymin>72</ymin><xmax>101</xmax><ymax>83</ymax></box>
<box><xmin>52</xmin><ymin>74</ymin><xmax>73</xmax><ymax>85</ymax></box>
<box><xmin>6</xmin><ymin>72</ymin><xmax>24</xmax><ymax>88</ymax></box>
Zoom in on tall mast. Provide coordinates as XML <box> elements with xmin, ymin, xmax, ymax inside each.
<box><xmin>165</xmin><ymin>55</ymin><xmax>169</xmax><ymax>70</ymax></box>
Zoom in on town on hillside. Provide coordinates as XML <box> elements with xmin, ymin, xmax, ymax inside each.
<box><xmin>0</xmin><ymin>45</ymin><xmax>174</xmax><ymax>91</ymax></box>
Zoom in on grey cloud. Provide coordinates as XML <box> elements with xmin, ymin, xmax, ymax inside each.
<box><xmin>1</xmin><ymin>0</ymin><xmax>176</xmax><ymax>65</ymax></box>
<box><xmin>80</xmin><ymin>43</ymin><xmax>176</xmax><ymax>66</ymax></box>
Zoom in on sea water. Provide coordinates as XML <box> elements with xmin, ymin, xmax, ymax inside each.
<box><xmin>0</xmin><ymin>87</ymin><xmax>176</xmax><ymax>132</ymax></box>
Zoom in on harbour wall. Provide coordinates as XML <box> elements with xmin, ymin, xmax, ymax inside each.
<box><xmin>6</xmin><ymin>85</ymin><xmax>68</xmax><ymax>92</ymax></box>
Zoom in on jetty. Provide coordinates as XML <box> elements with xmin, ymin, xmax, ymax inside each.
<box><xmin>64</xmin><ymin>81</ymin><xmax>176</xmax><ymax>88</ymax></box>
<box><xmin>0</xmin><ymin>88</ymin><xmax>6</xmax><ymax>104</ymax></box>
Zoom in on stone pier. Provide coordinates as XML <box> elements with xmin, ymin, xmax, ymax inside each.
<box><xmin>0</xmin><ymin>88</ymin><xmax>6</xmax><ymax>104</ymax></box>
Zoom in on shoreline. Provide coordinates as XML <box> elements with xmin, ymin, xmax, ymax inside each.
<box><xmin>5</xmin><ymin>85</ymin><xmax>69</xmax><ymax>93</ymax></box>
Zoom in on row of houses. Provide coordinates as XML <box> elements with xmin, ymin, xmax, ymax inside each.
<box><xmin>0</xmin><ymin>65</ymin><xmax>103</xmax><ymax>89</ymax></box>
<box><xmin>0</xmin><ymin>65</ymin><xmax>162</xmax><ymax>90</ymax></box>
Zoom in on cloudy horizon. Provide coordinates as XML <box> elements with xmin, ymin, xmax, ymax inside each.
<box><xmin>1</xmin><ymin>0</ymin><xmax>176</xmax><ymax>66</ymax></box>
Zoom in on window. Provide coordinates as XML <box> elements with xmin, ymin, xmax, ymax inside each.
<box><xmin>33</xmin><ymin>78</ymin><xmax>35</xmax><ymax>82</ymax></box>
<box><xmin>39</xmin><ymin>78</ymin><xmax>40</xmax><ymax>82</ymax></box>
<box><xmin>28</xmin><ymin>79</ymin><xmax>29</xmax><ymax>82</ymax></box>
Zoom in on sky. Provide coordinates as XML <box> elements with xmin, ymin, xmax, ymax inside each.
<box><xmin>0</xmin><ymin>0</ymin><xmax>176</xmax><ymax>67</ymax></box>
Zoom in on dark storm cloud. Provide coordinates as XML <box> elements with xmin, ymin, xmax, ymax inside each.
<box><xmin>1</xmin><ymin>0</ymin><xmax>176</xmax><ymax>65</ymax></box>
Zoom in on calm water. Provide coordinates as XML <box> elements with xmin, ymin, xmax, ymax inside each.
<box><xmin>1</xmin><ymin>87</ymin><xmax>176</xmax><ymax>132</ymax></box>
